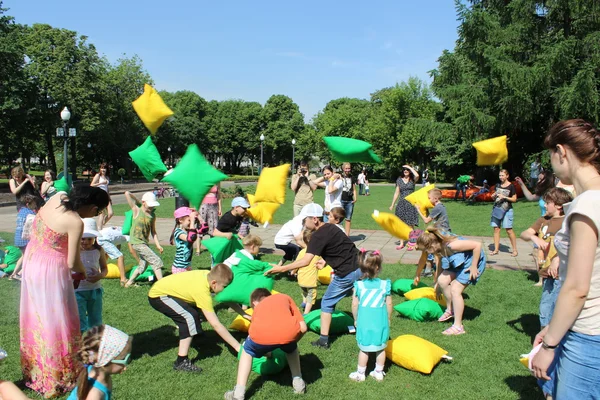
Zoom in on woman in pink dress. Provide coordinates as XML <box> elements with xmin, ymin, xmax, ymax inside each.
<box><xmin>20</xmin><ymin>186</ymin><xmax>109</xmax><ymax>398</ymax></box>
<box><xmin>195</xmin><ymin>184</ymin><xmax>222</xmax><ymax>255</ymax></box>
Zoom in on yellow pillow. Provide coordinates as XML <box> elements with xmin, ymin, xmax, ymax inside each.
<box><xmin>371</xmin><ymin>210</ymin><xmax>412</xmax><ymax>240</ymax></box>
<box><xmin>472</xmin><ymin>135</ymin><xmax>508</xmax><ymax>166</ymax></box>
<box><xmin>318</xmin><ymin>265</ymin><xmax>333</xmax><ymax>285</ymax></box>
<box><xmin>132</xmin><ymin>84</ymin><xmax>174</xmax><ymax>134</ymax></box>
<box><xmin>271</xmin><ymin>290</ymin><xmax>280</xmax><ymax>295</ymax></box>
<box><xmin>105</xmin><ymin>263</ymin><xmax>134</xmax><ymax>279</ymax></box>
<box><xmin>246</xmin><ymin>201</ymin><xmax>281</xmax><ymax>225</ymax></box>
<box><xmin>404</xmin><ymin>287</ymin><xmax>447</xmax><ymax>307</ymax></box>
<box><xmin>405</xmin><ymin>184</ymin><xmax>435</xmax><ymax>216</ymax></box>
<box><xmin>253</xmin><ymin>164</ymin><xmax>290</xmax><ymax>204</ymax></box>
<box><xmin>385</xmin><ymin>335</ymin><xmax>448</xmax><ymax>374</ymax></box>
<box><xmin>229</xmin><ymin>308</ymin><xmax>254</xmax><ymax>332</ymax></box>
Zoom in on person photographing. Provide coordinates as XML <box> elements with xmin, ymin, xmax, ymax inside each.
<box><xmin>291</xmin><ymin>161</ymin><xmax>317</xmax><ymax>217</ymax></box>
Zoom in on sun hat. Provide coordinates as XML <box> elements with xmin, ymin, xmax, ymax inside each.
<box><xmin>300</xmin><ymin>203</ymin><xmax>324</xmax><ymax>218</ymax></box>
<box><xmin>174</xmin><ymin>206</ymin><xmax>194</xmax><ymax>219</ymax></box>
<box><xmin>141</xmin><ymin>192</ymin><xmax>160</xmax><ymax>207</ymax></box>
<box><xmin>231</xmin><ymin>197</ymin><xmax>250</xmax><ymax>209</ymax></box>
<box><xmin>82</xmin><ymin>218</ymin><xmax>100</xmax><ymax>238</ymax></box>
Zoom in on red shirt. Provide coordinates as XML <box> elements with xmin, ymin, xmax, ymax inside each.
<box><xmin>249</xmin><ymin>294</ymin><xmax>304</xmax><ymax>345</ymax></box>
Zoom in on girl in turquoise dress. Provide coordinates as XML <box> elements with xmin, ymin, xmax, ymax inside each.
<box><xmin>349</xmin><ymin>250</ymin><xmax>392</xmax><ymax>382</ymax></box>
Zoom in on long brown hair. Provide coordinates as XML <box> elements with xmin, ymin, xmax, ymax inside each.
<box><xmin>357</xmin><ymin>250</ymin><xmax>383</xmax><ymax>279</ymax></box>
<box><xmin>76</xmin><ymin>325</ymin><xmax>105</xmax><ymax>399</ymax></box>
<box><xmin>416</xmin><ymin>226</ymin><xmax>457</xmax><ymax>256</ymax></box>
<box><xmin>544</xmin><ymin>119</ymin><xmax>600</xmax><ymax>173</ymax></box>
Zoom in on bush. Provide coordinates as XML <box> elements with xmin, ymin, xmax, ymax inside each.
<box><xmin>221</xmin><ymin>184</ymin><xmax>257</xmax><ymax>198</ymax></box>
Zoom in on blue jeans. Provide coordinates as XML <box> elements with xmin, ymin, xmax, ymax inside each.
<box><xmin>539</xmin><ymin>278</ymin><xmax>561</xmax><ymax>327</ymax></box>
<box><xmin>243</xmin><ymin>336</ymin><xmax>297</xmax><ymax>358</ymax></box>
<box><xmin>454</xmin><ymin>182</ymin><xmax>467</xmax><ymax>200</ymax></box>
<box><xmin>321</xmin><ymin>268</ymin><xmax>362</xmax><ymax>313</ymax></box>
<box><xmin>76</xmin><ymin>288</ymin><xmax>104</xmax><ymax>332</ymax></box>
<box><xmin>341</xmin><ymin>200</ymin><xmax>354</xmax><ymax>221</ymax></box>
<box><xmin>358</xmin><ymin>184</ymin><xmax>365</xmax><ymax>195</ymax></box>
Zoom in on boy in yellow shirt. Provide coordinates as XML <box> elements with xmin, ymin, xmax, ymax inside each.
<box><xmin>148</xmin><ymin>264</ymin><xmax>241</xmax><ymax>373</ymax></box>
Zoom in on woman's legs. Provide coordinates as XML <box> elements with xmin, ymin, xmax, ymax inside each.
<box><xmin>492</xmin><ymin>227</ymin><xmax>501</xmax><ymax>254</ymax></box>
<box><xmin>506</xmin><ymin>228</ymin><xmax>518</xmax><ymax>256</ymax></box>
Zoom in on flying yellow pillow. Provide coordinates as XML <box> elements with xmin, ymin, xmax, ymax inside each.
<box><xmin>105</xmin><ymin>263</ymin><xmax>134</xmax><ymax>279</ymax></box>
<box><xmin>405</xmin><ymin>184</ymin><xmax>435</xmax><ymax>216</ymax></box>
<box><xmin>318</xmin><ymin>265</ymin><xmax>334</xmax><ymax>285</ymax></box>
<box><xmin>246</xmin><ymin>201</ymin><xmax>281</xmax><ymax>225</ymax></box>
<box><xmin>371</xmin><ymin>210</ymin><xmax>412</xmax><ymax>240</ymax></box>
<box><xmin>132</xmin><ymin>84</ymin><xmax>174</xmax><ymax>134</ymax></box>
<box><xmin>229</xmin><ymin>308</ymin><xmax>254</xmax><ymax>332</ymax></box>
<box><xmin>404</xmin><ymin>287</ymin><xmax>447</xmax><ymax>307</ymax></box>
<box><xmin>385</xmin><ymin>335</ymin><xmax>449</xmax><ymax>374</ymax></box>
<box><xmin>472</xmin><ymin>135</ymin><xmax>508</xmax><ymax>166</ymax></box>
<box><xmin>253</xmin><ymin>164</ymin><xmax>290</xmax><ymax>204</ymax></box>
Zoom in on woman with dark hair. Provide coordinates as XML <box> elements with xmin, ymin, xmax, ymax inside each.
<box><xmin>91</xmin><ymin>163</ymin><xmax>113</xmax><ymax>229</ymax></box>
<box><xmin>531</xmin><ymin>120</ymin><xmax>600</xmax><ymax>399</ymax></box>
<box><xmin>315</xmin><ymin>165</ymin><xmax>343</xmax><ymax>222</ymax></box>
<box><xmin>389</xmin><ymin>165</ymin><xmax>419</xmax><ymax>249</ymax></box>
<box><xmin>516</xmin><ymin>170</ymin><xmax>575</xmax><ymax>216</ymax></box>
<box><xmin>40</xmin><ymin>169</ymin><xmax>57</xmax><ymax>202</ymax></box>
<box><xmin>20</xmin><ymin>186</ymin><xmax>109</xmax><ymax>398</ymax></box>
<box><xmin>9</xmin><ymin>165</ymin><xmax>37</xmax><ymax>211</ymax></box>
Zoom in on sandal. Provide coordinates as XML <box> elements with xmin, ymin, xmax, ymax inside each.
<box><xmin>511</xmin><ymin>251</ymin><xmax>519</xmax><ymax>257</ymax></box>
<box><xmin>396</xmin><ymin>243</ymin><xmax>406</xmax><ymax>250</ymax></box>
<box><xmin>489</xmin><ymin>250</ymin><xmax>499</xmax><ymax>256</ymax></box>
<box><xmin>120</xmin><ymin>280</ymin><xmax>127</xmax><ymax>287</ymax></box>
<box><xmin>438</xmin><ymin>310</ymin><xmax>454</xmax><ymax>322</ymax></box>
<box><xmin>442</xmin><ymin>325</ymin><xmax>466</xmax><ymax>335</ymax></box>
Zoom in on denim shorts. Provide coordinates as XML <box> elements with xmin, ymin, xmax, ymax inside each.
<box><xmin>243</xmin><ymin>336</ymin><xmax>297</xmax><ymax>358</ymax></box>
<box><xmin>539</xmin><ymin>278</ymin><xmax>562</xmax><ymax>327</ymax></box>
<box><xmin>446</xmin><ymin>258</ymin><xmax>486</xmax><ymax>286</ymax></box>
<box><xmin>490</xmin><ymin>208</ymin><xmax>514</xmax><ymax>229</ymax></box>
<box><xmin>341</xmin><ymin>200</ymin><xmax>354</xmax><ymax>221</ymax></box>
<box><xmin>321</xmin><ymin>268</ymin><xmax>362</xmax><ymax>313</ymax></box>
<box><xmin>98</xmin><ymin>239</ymin><xmax>123</xmax><ymax>260</ymax></box>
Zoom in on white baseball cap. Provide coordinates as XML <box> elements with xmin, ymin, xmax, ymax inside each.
<box><xmin>300</xmin><ymin>203</ymin><xmax>324</xmax><ymax>218</ymax></box>
<box><xmin>142</xmin><ymin>192</ymin><xmax>160</xmax><ymax>207</ymax></box>
<box><xmin>82</xmin><ymin>218</ymin><xmax>100</xmax><ymax>238</ymax></box>
<box><xmin>231</xmin><ymin>197</ymin><xmax>250</xmax><ymax>209</ymax></box>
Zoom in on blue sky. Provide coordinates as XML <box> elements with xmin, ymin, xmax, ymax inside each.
<box><xmin>7</xmin><ymin>0</ymin><xmax>459</xmax><ymax>121</ymax></box>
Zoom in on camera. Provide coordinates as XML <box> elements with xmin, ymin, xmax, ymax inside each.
<box><xmin>300</xmin><ymin>168</ymin><xmax>307</xmax><ymax>174</ymax></box>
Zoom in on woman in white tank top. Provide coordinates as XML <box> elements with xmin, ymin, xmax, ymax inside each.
<box><xmin>91</xmin><ymin>163</ymin><xmax>113</xmax><ymax>229</ymax></box>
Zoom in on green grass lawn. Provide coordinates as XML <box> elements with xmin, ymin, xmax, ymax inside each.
<box><xmin>0</xmin><ymin>229</ymin><xmax>543</xmax><ymax>400</ymax></box>
<box><xmin>112</xmin><ymin>186</ymin><xmax>541</xmax><ymax>236</ymax></box>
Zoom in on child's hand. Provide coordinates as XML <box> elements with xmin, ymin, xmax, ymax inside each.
<box><xmin>157</xmin><ymin>245</ymin><xmax>164</xmax><ymax>254</ymax></box>
<box><xmin>548</xmin><ymin>257</ymin><xmax>559</xmax><ymax>279</ymax></box>
<box><xmin>86</xmin><ymin>272</ymin><xmax>102</xmax><ymax>283</ymax></box>
<box><xmin>315</xmin><ymin>259</ymin><xmax>326</xmax><ymax>270</ymax></box>
<box><xmin>413</xmin><ymin>276</ymin><xmax>421</xmax><ymax>286</ymax></box>
<box><xmin>534</xmin><ymin>237</ymin><xmax>549</xmax><ymax>252</ymax></box>
<box><xmin>434</xmin><ymin>283</ymin><xmax>443</xmax><ymax>300</ymax></box>
<box><xmin>469</xmin><ymin>266</ymin><xmax>479</xmax><ymax>281</ymax></box>
<box><xmin>388</xmin><ymin>205</ymin><xmax>394</xmax><ymax>211</ymax></box>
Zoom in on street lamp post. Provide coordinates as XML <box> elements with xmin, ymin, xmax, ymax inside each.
<box><xmin>260</xmin><ymin>134</ymin><xmax>265</xmax><ymax>174</ymax></box>
<box><xmin>168</xmin><ymin>146</ymin><xmax>172</xmax><ymax>168</ymax></box>
<box><xmin>291</xmin><ymin>139</ymin><xmax>296</xmax><ymax>171</ymax></box>
<box><xmin>60</xmin><ymin>107</ymin><xmax>71</xmax><ymax>179</ymax></box>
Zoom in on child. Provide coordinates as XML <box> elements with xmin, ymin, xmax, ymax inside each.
<box><xmin>76</xmin><ymin>219</ymin><xmax>108</xmax><ymax>332</ymax></box>
<box><xmin>520</xmin><ymin>187</ymin><xmax>572</xmax><ymax>327</ymax></box>
<box><xmin>349</xmin><ymin>250</ymin><xmax>392</xmax><ymax>382</ymax></box>
<box><xmin>10</xmin><ymin>194</ymin><xmax>44</xmax><ymax>280</ymax></box>
<box><xmin>68</xmin><ymin>324</ymin><xmax>133</xmax><ymax>400</ymax></box>
<box><xmin>169</xmin><ymin>207</ymin><xmax>199</xmax><ymax>274</ymax></box>
<box><xmin>274</xmin><ymin>214</ymin><xmax>304</xmax><ymax>266</ymax></box>
<box><xmin>213</xmin><ymin>197</ymin><xmax>249</xmax><ymax>239</ymax></box>
<box><xmin>224</xmin><ymin>288</ymin><xmax>307</xmax><ymax>400</ymax></box>
<box><xmin>147</xmin><ymin>264</ymin><xmax>241</xmax><ymax>372</ymax></box>
<box><xmin>328</xmin><ymin>206</ymin><xmax>346</xmax><ymax>233</ymax></box>
<box><xmin>124</xmin><ymin>191</ymin><xmax>164</xmax><ymax>287</ymax></box>
<box><xmin>490</xmin><ymin>169</ymin><xmax>518</xmax><ymax>256</ymax></box>
<box><xmin>1</xmin><ymin>246</ymin><xmax>22</xmax><ymax>279</ymax></box>
<box><xmin>468</xmin><ymin>179</ymin><xmax>490</xmax><ymax>202</ymax></box>
<box><xmin>414</xmin><ymin>226</ymin><xmax>486</xmax><ymax>335</ymax></box>
<box><xmin>414</xmin><ymin>188</ymin><xmax>451</xmax><ymax>232</ymax></box>
<box><xmin>296</xmin><ymin>229</ymin><xmax>319</xmax><ymax>315</ymax></box>
<box><xmin>98</xmin><ymin>226</ymin><xmax>129</xmax><ymax>286</ymax></box>
<box><xmin>223</xmin><ymin>234</ymin><xmax>262</xmax><ymax>268</ymax></box>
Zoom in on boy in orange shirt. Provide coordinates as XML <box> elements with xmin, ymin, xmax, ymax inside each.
<box><xmin>225</xmin><ymin>289</ymin><xmax>307</xmax><ymax>400</ymax></box>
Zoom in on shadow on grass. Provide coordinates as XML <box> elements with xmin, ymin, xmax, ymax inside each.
<box><xmin>132</xmin><ymin>325</ymin><xmax>179</xmax><ymax>359</ymax></box>
<box><xmin>507</xmin><ymin>313</ymin><xmax>540</xmax><ymax>342</ymax></box>
<box><xmin>462</xmin><ymin>305</ymin><xmax>481</xmax><ymax>321</ymax></box>
<box><xmin>504</xmin><ymin>375</ymin><xmax>543</xmax><ymax>400</ymax></box>
<box><xmin>191</xmin><ymin>330</ymin><xmax>228</xmax><ymax>361</ymax></box>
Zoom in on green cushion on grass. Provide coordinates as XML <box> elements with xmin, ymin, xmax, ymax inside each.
<box><xmin>122</xmin><ymin>210</ymin><xmax>133</xmax><ymax>235</ymax></box>
<box><xmin>215</xmin><ymin>252</ymin><xmax>274</xmax><ymax>306</ymax></box>
<box><xmin>304</xmin><ymin>310</ymin><xmax>354</xmax><ymax>334</ymax></box>
<box><xmin>126</xmin><ymin>265</ymin><xmax>154</xmax><ymax>281</ymax></box>
<box><xmin>239</xmin><ymin>346</ymin><xmax>288</xmax><ymax>375</ymax></box>
<box><xmin>128</xmin><ymin>136</ymin><xmax>168</xmax><ymax>182</ymax></box>
<box><xmin>323</xmin><ymin>136</ymin><xmax>382</xmax><ymax>164</ymax></box>
<box><xmin>394</xmin><ymin>298</ymin><xmax>444</xmax><ymax>322</ymax></box>
<box><xmin>391</xmin><ymin>279</ymin><xmax>428</xmax><ymax>295</ymax></box>
<box><xmin>1</xmin><ymin>246</ymin><xmax>22</xmax><ymax>274</ymax></box>
<box><xmin>201</xmin><ymin>235</ymin><xmax>243</xmax><ymax>264</ymax></box>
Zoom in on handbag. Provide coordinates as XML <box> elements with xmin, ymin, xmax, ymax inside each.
<box><xmin>492</xmin><ymin>206</ymin><xmax>507</xmax><ymax>220</ymax></box>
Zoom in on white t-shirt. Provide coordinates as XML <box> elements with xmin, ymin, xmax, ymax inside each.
<box><xmin>324</xmin><ymin>179</ymin><xmax>343</xmax><ymax>212</ymax></box>
<box><xmin>357</xmin><ymin>173</ymin><xmax>365</xmax><ymax>185</ymax></box>
<box><xmin>274</xmin><ymin>215</ymin><xmax>304</xmax><ymax>246</ymax></box>
<box><xmin>76</xmin><ymin>249</ymin><xmax>102</xmax><ymax>292</ymax></box>
<box><xmin>223</xmin><ymin>249</ymin><xmax>254</xmax><ymax>268</ymax></box>
<box><xmin>554</xmin><ymin>190</ymin><xmax>600</xmax><ymax>335</ymax></box>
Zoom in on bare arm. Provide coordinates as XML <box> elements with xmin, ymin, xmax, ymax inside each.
<box><xmin>9</xmin><ymin>178</ymin><xmax>30</xmax><ymax>195</ymax></box>
<box><xmin>0</xmin><ymin>381</ymin><xmax>32</xmax><ymax>400</ymax></box>
<box><xmin>352</xmin><ymin>183</ymin><xmax>357</xmax><ymax>203</ymax></box>
<box><xmin>351</xmin><ymin>290</ymin><xmax>359</xmax><ymax>321</ymax></box>
<box><xmin>124</xmin><ymin>191</ymin><xmax>139</xmax><ymax>211</ymax></box>
<box><xmin>203</xmin><ymin>310</ymin><xmax>241</xmax><ymax>352</ymax></box>
<box><xmin>386</xmin><ymin>295</ymin><xmax>393</xmax><ymax>324</ymax></box>
<box><xmin>266</xmin><ymin>252</ymin><xmax>313</xmax><ymax>274</ymax></box>
<box><xmin>413</xmin><ymin>251</ymin><xmax>428</xmax><ymax>285</ymax></box>
<box><xmin>313</xmin><ymin>176</ymin><xmax>326</xmax><ymax>188</ymax></box>
<box><xmin>151</xmin><ymin>218</ymin><xmax>163</xmax><ymax>253</ymax></box>
<box><xmin>448</xmin><ymin>239</ymin><xmax>482</xmax><ymax>276</ymax></box>
<box><xmin>308</xmin><ymin>175</ymin><xmax>318</xmax><ymax>191</ymax></box>
<box><xmin>403</xmin><ymin>165</ymin><xmax>419</xmax><ymax>183</ymax></box>
<box><xmin>291</xmin><ymin>174</ymin><xmax>300</xmax><ymax>191</ymax></box>
<box><xmin>389</xmin><ymin>185</ymin><xmax>400</xmax><ymax>210</ymax></box>
<box><xmin>415</xmin><ymin>204</ymin><xmax>432</xmax><ymax>224</ymax></box>
<box><xmin>40</xmin><ymin>181</ymin><xmax>51</xmax><ymax>195</ymax></box>
<box><xmin>520</xmin><ymin>228</ymin><xmax>548</xmax><ymax>250</ymax></box>
<box><xmin>515</xmin><ymin>177</ymin><xmax>539</xmax><ymax>201</ymax></box>
<box><xmin>67</xmin><ymin>218</ymin><xmax>85</xmax><ymax>274</ymax></box>
<box><xmin>90</xmin><ymin>174</ymin><xmax>101</xmax><ymax>188</ymax></box>
<box><xmin>212</xmin><ymin>228</ymin><xmax>232</xmax><ymax>240</ymax></box>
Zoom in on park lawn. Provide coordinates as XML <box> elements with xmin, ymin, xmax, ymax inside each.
<box><xmin>111</xmin><ymin>186</ymin><xmax>541</xmax><ymax>236</ymax></box>
<box><xmin>0</xmin><ymin>230</ymin><xmax>543</xmax><ymax>400</ymax></box>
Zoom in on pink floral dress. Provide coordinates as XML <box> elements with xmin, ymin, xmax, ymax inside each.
<box><xmin>20</xmin><ymin>215</ymin><xmax>81</xmax><ymax>398</ymax></box>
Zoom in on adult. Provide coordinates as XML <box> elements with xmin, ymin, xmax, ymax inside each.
<box><xmin>316</xmin><ymin>165</ymin><xmax>343</xmax><ymax>222</ymax></box>
<box><xmin>340</xmin><ymin>162</ymin><xmax>357</xmax><ymax>236</ymax></box>
<box><xmin>454</xmin><ymin>174</ymin><xmax>474</xmax><ymax>201</ymax></box>
<box><xmin>9</xmin><ymin>166</ymin><xmax>37</xmax><ymax>211</ymax></box>
<box><xmin>90</xmin><ymin>163</ymin><xmax>113</xmax><ymax>230</ymax></box>
<box><xmin>267</xmin><ymin>203</ymin><xmax>362</xmax><ymax>350</ymax></box>
<box><xmin>530</xmin><ymin>156</ymin><xmax>542</xmax><ymax>188</ymax></box>
<box><xmin>213</xmin><ymin>197</ymin><xmax>249</xmax><ymax>239</ymax></box>
<box><xmin>196</xmin><ymin>184</ymin><xmax>222</xmax><ymax>255</ymax></box>
<box><xmin>532</xmin><ymin>119</ymin><xmax>600</xmax><ymax>399</ymax></box>
<box><xmin>490</xmin><ymin>169</ymin><xmax>518</xmax><ymax>256</ymax></box>
<box><xmin>516</xmin><ymin>171</ymin><xmax>575</xmax><ymax>216</ymax></box>
<box><xmin>40</xmin><ymin>170</ymin><xmax>57</xmax><ymax>202</ymax></box>
<box><xmin>422</xmin><ymin>167</ymin><xmax>430</xmax><ymax>187</ymax></box>
<box><xmin>274</xmin><ymin>212</ymin><xmax>305</xmax><ymax>266</ymax></box>
<box><xmin>389</xmin><ymin>165</ymin><xmax>420</xmax><ymax>249</ymax></box>
<box><xmin>20</xmin><ymin>186</ymin><xmax>109</xmax><ymax>398</ymax></box>
<box><xmin>357</xmin><ymin>169</ymin><xmax>366</xmax><ymax>196</ymax></box>
<box><xmin>290</xmin><ymin>160</ymin><xmax>317</xmax><ymax>217</ymax></box>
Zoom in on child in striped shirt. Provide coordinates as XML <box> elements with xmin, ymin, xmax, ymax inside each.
<box><xmin>170</xmin><ymin>207</ymin><xmax>199</xmax><ymax>274</ymax></box>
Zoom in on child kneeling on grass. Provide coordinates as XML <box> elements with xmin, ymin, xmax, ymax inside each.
<box><xmin>225</xmin><ymin>288</ymin><xmax>307</xmax><ymax>400</ymax></box>
<box><xmin>148</xmin><ymin>264</ymin><xmax>241</xmax><ymax>373</ymax></box>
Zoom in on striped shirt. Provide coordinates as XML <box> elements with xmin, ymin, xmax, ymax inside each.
<box><xmin>173</xmin><ymin>228</ymin><xmax>193</xmax><ymax>270</ymax></box>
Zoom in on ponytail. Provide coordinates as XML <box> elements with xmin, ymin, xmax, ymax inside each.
<box><xmin>169</xmin><ymin>218</ymin><xmax>179</xmax><ymax>245</ymax></box>
<box><xmin>76</xmin><ymin>325</ymin><xmax>105</xmax><ymax>399</ymax></box>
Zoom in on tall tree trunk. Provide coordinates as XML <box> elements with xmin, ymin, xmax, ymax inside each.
<box><xmin>45</xmin><ymin>130</ymin><xmax>57</xmax><ymax>173</ymax></box>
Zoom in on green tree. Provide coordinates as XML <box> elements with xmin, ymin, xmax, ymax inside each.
<box><xmin>261</xmin><ymin>95</ymin><xmax>305</xmax><ymax>166</ymax></box>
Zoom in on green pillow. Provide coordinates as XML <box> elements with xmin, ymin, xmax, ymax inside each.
<box><xmin>304</xmin><ymin>310</ymin><xmax>354</xmax><ymax>334</ymax></box>
<box><xmin>122</xmin><ymin>210</ymin><xmax>133</xmax><ymax>235</ymax></box>
<box><xmin>215</xmin><ymin>255</ymin><xmax>274</xmax><ymax>306</ymax></box>
<box><xmin>394</xmin><ymin>298</ymin><xmax>444</xmax><ymax>322</ymax></box>
<box><xmin>391</xmin><ymin>279</ymin><xmax>428</xmax><ymax>295</ymax></box>
<box><xmin>128</xmin><ymin>136</ymin><xmax>168</xmax><ymax>182</ymax></box>
<box><xmin>201</xmin><ymin>235</ymin><xmax>243</xmax><ymax>264</ymax></box>
<box><xmin>1</xmin><ymin>246</ymin><xmax>22</xmax><ymax>274</ymax></box>
<box><xmin>238</xmin><ymin>346</ymin><xmax>288</xmax><ymax>375</ymax></box>
<box><xmin>323</xmin><ymin>136</ymin><xmax>382</xmax><ymax>164</ymax></box>
<box><xmin>54</xmin><ymin>176</ymin><xmax>71</xmax><ymax>194</ymax></box>
<box><xmin>126</xmin><ymin>265</ymin><xmax>154</xmax><ymax>281</ymax></box>
<box><xmin>162</xmin><ymin>144</ymin><xmax>227</xmax><ymax>209</ymax></box>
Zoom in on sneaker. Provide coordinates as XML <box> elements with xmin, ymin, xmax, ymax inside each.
<box><xmin>224</xmin><ymin>390</ymin><xmax>244</xmax><ymax>400</ymax></box>
<box><xmin>421</xmin><ymin>269</ymin><xmax>433</xmax><ymax>278</ymax></box>
<box><xmin>300</xmin><ymin>302</ymin><xmax>306</xmax><ymax>309</ymax></box>
<box><xmin>310</xmin><ymin>339</ymin><xmax>330</xmax><ymax>350</ymax></box>
<box><xmin>173</xmin><ymin>358</ymin><xmax>203</xmax><ymax>373</ymax></box>
<box><xmin>348</xmin><ymin>371</ymin><xmax>366</xmax><ymax>382</ymax></box>
<box><xmin>369</xmin><ymin>370</ymin><xmax>386</xmax><ymax>381</ymax></box>
<box><xmin>292</xmin><ymin>377</ymin><xmax>306</xmax><ymax>394</ymax></box>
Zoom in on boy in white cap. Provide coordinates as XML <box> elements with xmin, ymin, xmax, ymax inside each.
<box><xmin>213</xmin><ymin>197</ymin><xmax>249</xmax><ymax>239</ymax></box>
<box><xmin>124</xmin><ymin>191</ymin><xmax>163</xmax><ymax>287</ymax></box>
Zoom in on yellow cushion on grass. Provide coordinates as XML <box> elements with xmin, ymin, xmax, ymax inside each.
<box><xmin>105</xmin><ymin>263</ymin><xmax>134</xmax><ymax>279</ymax></box>
<box><xmin>405</xmin><ymin>184</ymin><xmax>435</xmax><ymax>216</ymax></box>
<box><xmin>371</xmin><ymin>210</ymin><xmax>412</xmax><ymax>240</ymax></box>
<box><xmin>385</xmin><ymin>335</ymin><xmax>448</xmax><ymax>374</ymax></box>
<box><xmin>318</xmin><ymin>266</ymin><xmax>333</xmax><ymax>285</ymax></box>
<box><xmin>404</xmin><ymin>287</ymin><xmax>447</xmax><ymax>307</ymax></box>
<box><xmin>229</xmin><ymin>308</ymin><xmax>254</xmax><ymax>332</ymax></box>
<box><xmin>132</xmin><ymin>84</ymin><xmax>174</xmax><ymax>134</ymax></box>
<box><xmin>472</xmin><ymin>135</ymin><xmax>508</xmax><ymax>166</ymax></box>
<box><xmin>246</xmin><ymin>201</ymin><xmax>281</xmax><ymax>225</ymax></box>
<box><xmin>253</xmin><ymin>164</ymin><xmax>290</xmax><ymax>204</ymax></box>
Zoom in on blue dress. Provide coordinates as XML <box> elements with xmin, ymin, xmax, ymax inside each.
<box><xmin>441</xmin><ymin>237</ymin><xmax>486</xmax><ymax>285</ymax></box>
<box><xmin>354</xmin><ymin>278</ymin><xmax>391</xmax><ymax>352</ymax></box>
<box><xmin>14</xmin><ymin>208</ymin><xmax>34</xmax><ymax>248</ymax></box>
<box><xmin>67</xmin><ymin>366</ymin><xmax>111</xmax><ymax>400</ymax></box>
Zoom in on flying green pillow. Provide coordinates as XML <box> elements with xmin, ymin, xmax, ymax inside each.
<box><xmin>122</xmin><ymin>210</ymin><xmax>133</xmax><ymax>235</ymax></box>
<box><xmin>323</xmin><ymin>136</ymin><xmax>382</xmax><ymax>164</ymax></box>
<box><xmin>162</xmin><ymin>144</ymin><xmax>227</xmax><ymax>209</ymax></box>
<box><xmin>202</xmin><ymin>235</ymin><xmax>243</xmax><ymax>264</ymax></box>
<box><xmin>1</xmin><ymin>246</ymin><xmax>22</xmax><ymax>274</ymax></box>
<box><xmin>129</xmin><ymin>136</ymin><xmax>168</xmax><ymax>182</ymax></box>
<box><xmin>304</xmin><ymin>310</ymin><xmax>354</xmax><ymax>334</ymax></box>
<box><xmin>394</xmin><ymin>298</ymin><xmax>444</xmax><ymax>322</ymax></box>
<box><xmin>391</xmin><ymin>279</ymin><xmax>428</xmax><ymax>295</ymax></box>
<box><xmin>215</xmin><ymin>254</ymin><xmax>274</xmax><ymax>306</ymax></box>
<box><xmin>238</xmin><ymin>346</ymin><xmax>288</xmax><ymax>375</ymax></box>
<box><xmin>54</xmin><ymin>176</ymin><xmax>71</xmax><ymax>194</ymax></box>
